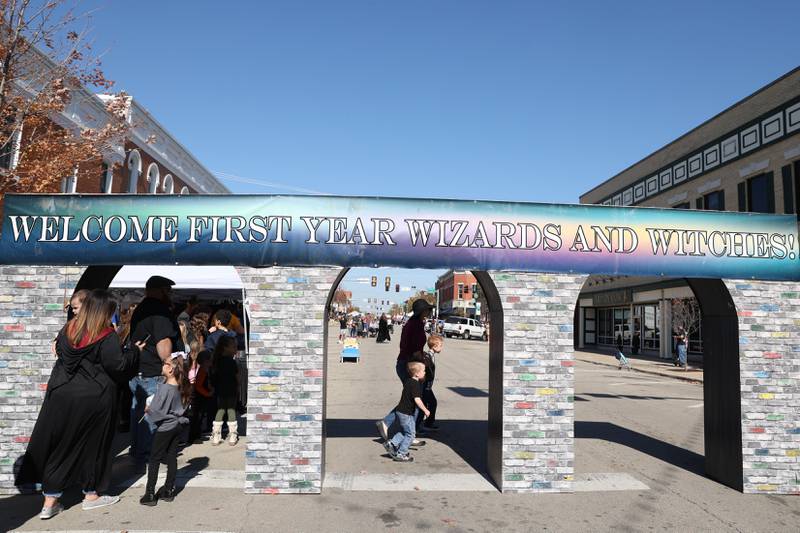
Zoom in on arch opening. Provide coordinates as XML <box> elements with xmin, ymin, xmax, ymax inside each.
<box><xmin>321</xmin><ymin>267</ymin><xmax>505</xmax><ymax>491</ymax></box>
<box><xmin>573</xmin><ymin>275</ymin><xmax>741</xmax><ymax>491</ymax></box>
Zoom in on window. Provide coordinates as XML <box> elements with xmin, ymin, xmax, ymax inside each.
<box><xmin>795</xmin><ymin>161</ymin><xmax>800</xmax><ymax>222</ymax></box>
<box><xmin>127</xmin><ymin>150</ymin><xmax>142</xmax><ymax>193</ymax></box>
<box><xmin>584</xmin><ymin>307</ymin><xmax>596</xmax><ymax>345</ymax></box>
<box><xmin>457</xmin><ymin>283</ymin><xmax>464</xmax><ymax>299</ymax></box>
<box><xmin>746</xmin><ymin>173</ymin><xmax>774</xmax><ymax>213</ymax></box>
<box><xmin>101</xmin><ymin>162</ymin><xmax>113</xmax><ymax>193</ymax></box>
<box><xmin>672</xmin><ymin>202</ymin><xmax>690</xmax><ymax>209</ymax></box>
<box><xmin>703</xmin><ymin>190</ymin><xmax>725</xmax><ymax>211</ymax></box>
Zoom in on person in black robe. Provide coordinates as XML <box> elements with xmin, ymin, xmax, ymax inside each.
<box><xmin>376</xmin><ymin>313</ymin><xmax>391</xmax><ymax>343</ymax></box>
<box><xmin>16</xmin><ymin>290</ymin><xmax>141</xmax><ymax>519</ymax></box>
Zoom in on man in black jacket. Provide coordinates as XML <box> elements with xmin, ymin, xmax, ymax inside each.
<box><xmin>128</xmin><ymin>275</ymin><xmax>182</xmax><ymax>467</ymax></box>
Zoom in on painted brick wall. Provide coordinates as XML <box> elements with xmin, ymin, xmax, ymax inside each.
<box><xmin>0</xmin><ymin>266</ymin><xmax>81</xmax><ymax>495</ymax></box>
<box><xmin>727</xmin><ymin>280</ymin><xmax>800</xmax><ymax>495</ymax></box>
<box><xmin>490</xmin><ymin>272</ymin><xmax>587</xmax><ymax>493</ymax></box>
<box><xmin>238</xmin><ymin>266</ymin><xmax>340</xmax><ymax>494</ymax></box>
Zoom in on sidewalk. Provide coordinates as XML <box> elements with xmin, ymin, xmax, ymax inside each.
<box><xmin>574</xmin><ymin>349</ymin><xmax>704</xmax><ymax>383</ymax></box>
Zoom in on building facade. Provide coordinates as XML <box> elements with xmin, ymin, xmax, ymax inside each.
<box><xmin>577</xmin><ymin>67</ymin><xmax>800</xmax><ymax>360</ymax></box>
<box><xmin>435</xmin><ymin>270</ymin><xmax>480</xmax><ymax>317</ymax></box>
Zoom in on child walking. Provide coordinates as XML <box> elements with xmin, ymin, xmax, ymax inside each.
<box><xmin>211</xmin><ymin>336</ymin><xmax>240</xmax><ymax>446</ymax></box>
<box><xmin>140</xmin><ymin>354</ymin><xmax>191</xmax><ymax>506</ymax></box>
<box><xmin>417</xmin><ymin>335</ymin><xmax>442</xmax><ymax>433</ymax></box>
<box><xmin>383</xmin><ymin>361</ymin><xmax>430</xmax><ymax>462</ymax></box>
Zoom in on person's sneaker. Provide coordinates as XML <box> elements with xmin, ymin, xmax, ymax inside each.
<box><xmin>411</xmin><ymin>439</ymin><xmax>426</xmax><ymax>446</ymax></box>
<box><xmin>156</xmin><ymin>486</ymin><xmax>176</xmax><ymax>502</ymax></box>
<box><xmin>393</xmin><ymin>453</ymin><xmax>414</xmax><ymax>462</ymax></box>
<box><xmin>82</xmin><ymin>494</ymin><xmax>120</xmax><ymax>510</ymax></box>
<box><xmin>39</xmin><ymin>503</ymin><xmax>63</xmax><ymax>520</ymax></box>
<box><xmin>382</xmin><ymin>440</ymin><xmax>397</xmax><ymax>457</ymax></box>
<box><xmin>375</xmin><ymin>420</ymin><xmax>388</xmax><ymax>441</ymax></box>
<box><xmin>139</xmin><ymin>492</ymin><xmax>157</xmax><ymax>506</ymax></box>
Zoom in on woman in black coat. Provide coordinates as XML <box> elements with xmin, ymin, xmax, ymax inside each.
<box><xmin>16</xmin><ymin>290</ymin><xmax>143</xmax><ymax>519</ymax></box>
<box><xmin>376</xmin><ymin>313</ymin><xmax>391</xmax><ymax>343</ymax></box>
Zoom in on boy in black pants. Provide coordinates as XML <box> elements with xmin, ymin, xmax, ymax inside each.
<box><xmin>417</xmin><ymin>335</ymin><xmax>442</xmax><ymax>433</ymax></box>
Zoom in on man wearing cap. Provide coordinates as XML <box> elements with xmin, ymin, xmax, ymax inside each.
<box><xmin>128</xmin><ymin>275</ymin><xmax>183</xmax><ymax>467</ymax></box>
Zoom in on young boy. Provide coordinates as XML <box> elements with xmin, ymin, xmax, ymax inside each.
<box><xmin>417</xmin><ymin>335</ymin><xmax>442</xmax><ymax>432</ymax></box>
<box><xmin>383</xmin><ymin>361</ymin><xmax>430</xmax><ymax>462</ymax></box>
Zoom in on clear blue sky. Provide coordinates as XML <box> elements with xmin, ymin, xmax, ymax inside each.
<box><xmin>85</xmin><ymin>0</ymin><xmax>799</xmax><ymax>309</ymax></box>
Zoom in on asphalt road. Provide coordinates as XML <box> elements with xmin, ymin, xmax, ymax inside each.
<box><xmin>2</xmin><ymin>325</ymin><xmax>798</xmax><ymax>532</ymax></box>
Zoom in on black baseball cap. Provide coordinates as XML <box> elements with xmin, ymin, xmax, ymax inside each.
<box><xmin>145</xmin><ymin>275</ymin><xmax>175</xmax><ymax>289</ymax></box>
<box><xmin>412</xmin><ymin>298</ymin><xmax>434</xmax><ymax>316</ymax></box>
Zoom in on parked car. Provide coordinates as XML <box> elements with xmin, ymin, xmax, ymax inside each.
<box><xmin>442</xmin><ymin>316</ymin><xmax>486</xmax><ymax>340</ymax></box>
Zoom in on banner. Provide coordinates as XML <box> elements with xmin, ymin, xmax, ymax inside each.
<box><xmin>0</xmin><ymin>194</ymin><xmax>797</xmax><ymax>280</ymax></box>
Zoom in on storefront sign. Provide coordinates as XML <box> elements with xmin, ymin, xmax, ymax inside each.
<box><xmin>0</xmin><ymin>194</ymin><xmax>798</xmax><ymax>280</ymax></box>
<box><xmin>593</xmin><ymin>289</ymin><xmax>632</xmax><ymax>307</ymax></box>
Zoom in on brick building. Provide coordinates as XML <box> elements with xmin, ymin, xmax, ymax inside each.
<box><xmin>0</xmin><ymin>47</ymin><xmax>227</xmax><ymax>213</ymax></box>
<box><xmin>435</xmin><ymin>270</ymin><xmax>479</xmax><ymax>317</ymax></box>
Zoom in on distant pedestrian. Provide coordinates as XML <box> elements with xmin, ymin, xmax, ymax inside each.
<box><xmin>17</xmin><ymin>290</ymin><xmax>142</xmax><ymax>519</ymax></box>
<box><xmin>675</xmin><ymin>328</ymin><xmax>688</xmax><ymax>370</ymax></box>
<box><xmin>211</xmin><ymin>336</ymin><xmax>240</xmax><ymax>446</ymax></box>
<box><xmin>382</xmin><ymin>361</ymin><xmax>430</xmax><ymax>462</ymax></box>
<box><xmin>376</xmin><ymin>313</ymin><xmax>391</xmax><ymax>343</ymax></box>
<box><xmin>139</xmin><ymin>354</ymin><xmax>192</xmax><ymax>506</ymax></box>
<box><xmin>338</xmin><ymin>314</ymin><xmax>347</xmax><ymax>343</ymax></box>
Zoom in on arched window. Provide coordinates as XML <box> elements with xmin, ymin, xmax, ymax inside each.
<box><xmin>146</xmin><ymin>163</ymin><xmax>160</xmax><ymax>194</ymax></box>
<box><xmin>127</xmin><ymin>150</ymin><xmax>142</xmax><ymax>193</ymax></box>
<box><xmin>179</xmin><ymin>186</ymin><xmax>190</xmax><ymax>195</ymax></box>
<box><xmin>162</xmin><ymin>174</ymin><xmax>174</xmax><ymax>194</ymax></box>
<box><xmin>102</xmin><ymin>162</ymin><xmax>113</xmax><ymax>193</ymax></box>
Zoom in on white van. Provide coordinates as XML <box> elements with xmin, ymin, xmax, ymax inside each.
<box><xmin>442</xmin><ymin>316</ymin><xmax>486</xmax><ymax>340</ymax></box>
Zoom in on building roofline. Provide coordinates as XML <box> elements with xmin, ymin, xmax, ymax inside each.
<box><xmin>580</xmin><ymin>64</ymin><xmax>800</xmax><ymax>200</ymax></box>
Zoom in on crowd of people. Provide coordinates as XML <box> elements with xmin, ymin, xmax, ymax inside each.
<box><xmin>336</xmin><ymin>312</ymin><xmax>394</xmax><ymax>343</ymax></box>
<box><xmin>15</xmin><ymin>275</ymin><xmax>248</xmax><ymax>518</ymax></box>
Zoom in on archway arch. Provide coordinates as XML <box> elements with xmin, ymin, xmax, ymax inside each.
<box><xmin>322</xmin><ymin>268</ymin><xmax>506</xmax><ymax>489</ymax></box>
<box><xmin>146</xmin><ymin>163</ymin><xmax>160</xmax><ymax>194</ymax></box>
<box><xmin>573</xmin><ymin>275</ymin><xmax>741</xmax><ymax>490</ymax></box>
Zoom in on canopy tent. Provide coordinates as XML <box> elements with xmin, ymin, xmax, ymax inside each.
<box><xmin>110</xmin><ymin>265</ymin><xmax>243</xmax><ymax>289</ymax></box>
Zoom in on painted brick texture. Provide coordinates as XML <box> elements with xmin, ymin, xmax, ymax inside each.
<box><xmin>490</xmin><ymin>272</ymin><xmax>587</xmax><ymax>493</ymax></box>
<box><xmin>237</xmin><ymin>266</ymin><xmax>340</xmax><ymax>494</ymax></box>
<box><xmin>0</xmin><ymin>266</ymin><xmax>81</xmax><ymax>494</ymax></box>
<box><xmin>727</xmin><ymin>280</ymin><xmax>800</xmax><ymax>495</ymax></box>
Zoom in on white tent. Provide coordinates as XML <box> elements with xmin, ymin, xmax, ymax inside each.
<box><xmin>110</xmin><ymin>265</ymin><xmax>243</xmax><ymax>289</ymax></box>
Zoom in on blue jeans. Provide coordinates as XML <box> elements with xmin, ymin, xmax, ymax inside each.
<box><xmin>677</xmin><ymin>344</ymin><xmax>687</xmax><ymax>367</ymax></box>
<box><xmin>129</xmin><ymin>375</ymin><xmax>163</xmax><ymax>463</ymax></box>
<box><xmin>390</xmin><ymin>410</ymin><xmax>417</xmax><ymax>456</ymax></box>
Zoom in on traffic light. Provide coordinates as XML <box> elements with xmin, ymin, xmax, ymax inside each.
<box><xmin>395</xmin><ymin>283</ymin><xmax>400</xmax><ymax>292</ymax></box>
<box><xmin>385</xmin><ymin>276</ymin><xmax>391</xmax><ymax>291</ymax></box>
<box><xmin>371</xmin><ymin>276</ymin><xmax>377</xmax><ymax>287</ymax></box>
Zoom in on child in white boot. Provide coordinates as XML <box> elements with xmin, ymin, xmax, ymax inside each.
<box><xmin>211</xmin><ymin>336</ymin><xmax>240</xmax><ymax>446</ymax></box>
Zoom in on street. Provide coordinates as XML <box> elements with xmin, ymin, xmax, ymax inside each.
<box><xmin>1</xmin><ymin>325</ymin><xmax>797</xmax><ymax>532</ymax></box>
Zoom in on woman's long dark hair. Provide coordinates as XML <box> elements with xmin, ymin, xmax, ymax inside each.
<box><xmin>67</xmin><ymin>289</ymin><xmax>116</xmax><ymax>346</ymax></box>
<box><xmin>168</xmin><ymin>356</ymin><xmax>193</xmax><ymax>406</ymax></box>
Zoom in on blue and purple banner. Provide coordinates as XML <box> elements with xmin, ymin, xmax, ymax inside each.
<box><xmin>0</xmin><ymin>194</ymin><xmax>797</xmax><ymax>280</ymax></box>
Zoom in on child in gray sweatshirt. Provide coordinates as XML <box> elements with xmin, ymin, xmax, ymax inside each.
<box><xmin>140</xmin><ymin>355</ymin><xmax>191</xmax><ymax>506</ymax></box>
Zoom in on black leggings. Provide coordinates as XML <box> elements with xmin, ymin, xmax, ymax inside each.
<box><xmin>146</xmin><ymin>426</ymin><xmax>182</xmax><ymax>493</ymax></box>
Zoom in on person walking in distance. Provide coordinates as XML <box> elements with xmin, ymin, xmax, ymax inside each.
<box><xmin>139</xmin><ymin>354</ymin><xmax>192</xmax><ymax>506</ymax></box>
<box><xmin>675</xmin><ymin>327</ymin><xmax>689</xmax><ymax>370</ymax></box>
<box><xmin>128</xmin><ymin>276</ymin><xmax>183</xmax><ymax>468</ymax></box>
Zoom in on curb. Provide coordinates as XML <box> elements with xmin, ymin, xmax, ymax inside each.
<box><xmin>576</xmin><ymin>357</ymin><xmax>704</xmax><ymax>385</ymax></box>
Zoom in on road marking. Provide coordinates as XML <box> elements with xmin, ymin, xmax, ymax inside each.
<box><xmin>573</xmin><ymin>472</ymin><xmax>649</xmax><ymax>492</ymax></box>
<box><xmin>119</xmin><ymin>468</ymin><xmax>245</xmax><ymax>489</ymax></box>
<box><xmin>323</xmin><ymin>472</ymin><xmax>649</xmax><ymax>492</ymax></box>
<box><xmin>687</xmin><ymin>402</ymin><xmax>704</xmax><ymax>408</ymax></box>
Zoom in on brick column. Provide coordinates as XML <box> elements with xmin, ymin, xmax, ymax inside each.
<box><xmin>727</xmin><ymin>280</ymin><xmax>800</xmax><ymax>495</ymax></box>
<box><xmin>0</xmin><ymin>266</ymin><xmax>83</xmax><ymax>494</ymax></box>
<box><xmin>238</xmin><ymin>266</ymin><xmax>340</xmax><ymax>494</ymax></box>
<box><xmin>490</xmin><ymin>272</ymin><xmax>587</xmax><ymax>493</ymax></box>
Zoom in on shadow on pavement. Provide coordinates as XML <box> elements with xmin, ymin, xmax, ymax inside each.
<box><xmin>446</xmin><ymin>386</ymin><xmax>489</xmax><ymax>398</ymax></box>
<box><xmin>326</xmin><ymin>418</ymin><xmax>489</xmax><ymax>477</ymax></box>
<box><xmin>575</xmin><ymin>421</ymin><xmax>704</xmax><ymax>476</ymax></box>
